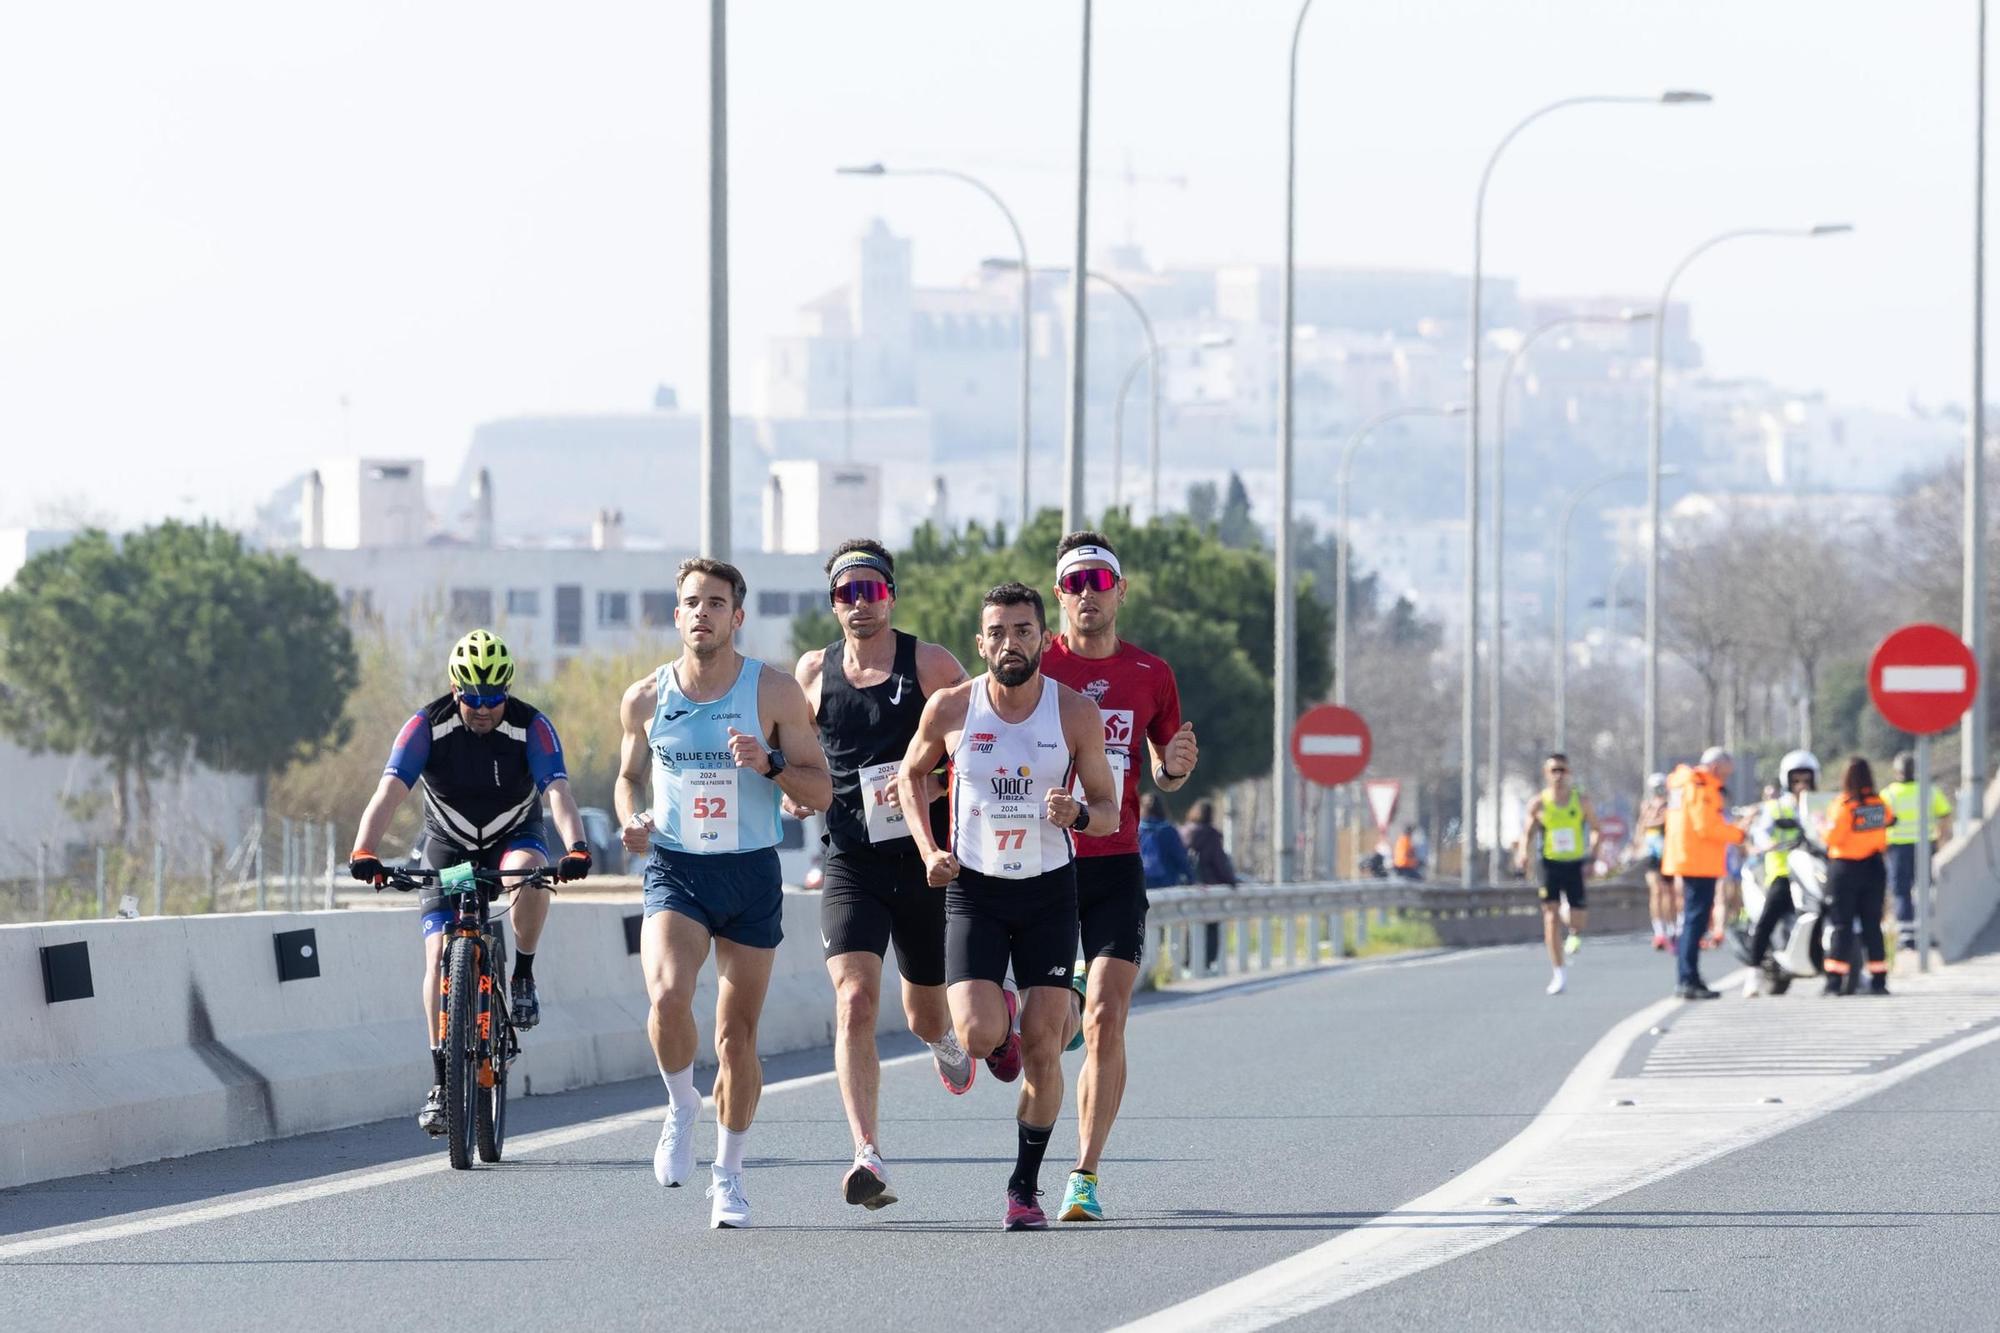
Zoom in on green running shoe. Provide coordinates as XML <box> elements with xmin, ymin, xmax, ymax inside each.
<box><xmin>1059</xmin><ymin>1170</ymin><xmax>1103</xmax><ymax>1222</ymax></box>
<box><xmin>1065</xmin><ymin>963</ymin><xmax>1087</xmax><ymax>1053</ymax></box>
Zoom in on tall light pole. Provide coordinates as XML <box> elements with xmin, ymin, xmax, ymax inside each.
<box><xmin>1967</xmin><ymin>0</ymin><xmax>1989</xmax><ymax>824</ymax></box>
<box><xmin>700</xmin><ymin>0</ymin><xmax>731</xmax><ymax>560</ymax></box>
<box><xmin>1335</xmin><ymin>404</ymin><xmax>1467</xmax><ymax>707</ymax></box>
<box><xmin>1116</xmin><ymin>334</ymin><xmax>1230</xmax><ymax>517</ymax></box>
<box><xmin>1554</xmin><ymin>465</ymin><xmax>1674</xmax><ymax>753</ymax></box>
<box><xmin>836</xmin><ymin>163</ymin><xmax>1033</xmax><ymax>534</ymax></box>
<box><xmin>1486</xmin><ymin>309</ymin><xmax>1650</xmax><ymax>878</ymax></box>
<box><xmin>1275</xmin><ymin>0</ymin><xmax>1318</xmax><ymax>885</ymax></box>
<box><xmin>1463</xmin><ymin>89</ymin><xmax>1709</xmax><ymax>887</ymax></box>
<box><xmin>1063</xmin><ymin>0</ymin><xmax>1094</xmax><ymax>535</ymax></box>
<box><xmin>1643</xmin><ymin>223</ymin><xmax>1852</xmax><ymax>778</ymax></box>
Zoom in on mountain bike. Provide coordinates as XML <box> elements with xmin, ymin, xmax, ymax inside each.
<box><xmin>380</xmin><ymin>863</ymin><xmax>551</xmax><ymax>1169</ymax></box>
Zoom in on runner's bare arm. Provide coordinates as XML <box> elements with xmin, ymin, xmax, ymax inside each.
<box><xmin>1050</xmin><ymin>684</ymin><xmax>1119</xmax><ymax>837</ymax></box>
<box><xmin>615</xmin><ymin>675</ymin><xmax>657</xmax><ymax>851</ymax></box>
<box><xmin>915</xmin><ymin>641</ymin><xmax>969</xmax><ymax>696</ymax></box>
<box><xmin>900</xmin><ymin>685</ymin><xmax>968</xmax><ymax>872</ymax></box>
<box><xmin>793</xmin><ymin>647</ymin><xmax>826</xmax><ymax>716</ymax></box>
<box><xmin>1516</xmin><ymin>796</ymin><xmax>1544</xmax><ymax>872</ymax></box>
<box><xmin>1149</xmin><ymin>722</ymin><xmax>1199</xmax><ymax>792</ymax></box>
<box><xmin>738</xmin><ymin>667</ymin><xmax>832</xmax><ymax>813</ymax></box>
<box><xmin>1581</xmin><ymin>794</ymin><xmax>1600</xmax><ymax>862</ymax></box>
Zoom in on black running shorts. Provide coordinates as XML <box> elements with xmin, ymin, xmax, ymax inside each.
<box><xmin>946</xmin><ymin>863</ymin><xmax>1079</xmax><ymax>990</ymax></box>
<box><xmin>819</xmin><ymin>843</ymin><xmax>947</xmax><ymax>987</ymax></box>
<box><xmin>1538</xmin><ymin>857</ymin><xmax>1587</xmax><ymax>909</ymax></box>
<box><xmin>1075</xmin><ymin>852</ymin><xmax>1148</xmax><ymax>967</ymax></box>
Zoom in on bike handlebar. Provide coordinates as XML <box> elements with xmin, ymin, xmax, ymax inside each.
<box><xmin>375</xmin><ymin>866</ymin><xmax>557</xmax><ymax>893</ymax></box>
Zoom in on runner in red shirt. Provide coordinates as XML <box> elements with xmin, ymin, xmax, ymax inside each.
<box><xmin>1038</xmin><ymin>530</ymin><xmax>1200</xmax><ymax>1223</ymax></box>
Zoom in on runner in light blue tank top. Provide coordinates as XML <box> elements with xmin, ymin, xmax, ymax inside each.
<box><xmin>648</xmin><ymin>657</ymin><xmax>783</xmax><ymax>854</ymax></box>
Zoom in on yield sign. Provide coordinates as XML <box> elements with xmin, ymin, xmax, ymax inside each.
<box><xmin>1869</xmin><ymin>623</ymin><xmax>1980</xmax><ymax>736</ymax></box>
<box><xmin>1364</xmin><ymin>779</ymin><xmax>1401</xmax><ymax>834</ymax></box>
<box><xmin>1291</xmin><ymin>704</ymin><xmax>1371</xmax><ymax>787</ymax></box>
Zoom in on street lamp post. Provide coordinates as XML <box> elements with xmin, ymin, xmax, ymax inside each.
<box><xmin>701</xmin><ymin>0</ymin><xmax>731</xmax><ymax>560</ymax></box>
<box><xmin>1486</xmin><ymin>309</ymin><xmax>1650</xmax><ymax>878</ymax></box>
<box><xmin>1064</xmin><ymin>0</ymin><xmax>1094</xmax><ymax>536</ymax></box>
<box><xmin>1462</xmin><ymin>89</ymin><xmax>1709</xmax><ymax>887</ymax></box>
<box><xmin>837</xmin><ymin>162</ymin><xmax>1033</xmax><ymax>534</ymax></box>
<box><xmin>1643</xmin><ymin>223</ymin><xmax>1852</xmax><ymax>778</ymax></box>
<box><xmin>1967</xmin><ymin>0</ymin><xmax>1989</xmax><ymax>824</ymax></box>
<box><xmin>1554</xmin><ymin>466</ymin><xmax>1674</xmax><ymax>753</ymax></box>
<box><xmin>1275</xmin><ymin>0</ymin><xmax>1318</xmax><ymax>886</ymax></box>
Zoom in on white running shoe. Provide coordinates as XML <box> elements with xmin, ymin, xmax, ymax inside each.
<box><xmin>932</xmin><ymin>1032</ymin><xmax>975</xmax><ymax>1096</ymax></box>
<box><xmin>708</xmin><ymin>1168</ymin><xmax>751</xmax><ymax>1228</ymax></box>
<box><xmin>1546</xmin><ymin>971</ymin><xmax>1566</xmax><ymax>996</ymax></box>
<box><xmin>1741</xmin><ymin>972</ymin><xmax>1762</xmax><ymax>998</ymax></box>
<box><xmin>653</xmin><ymin>1102</ymin><xmax>698</xmax><ymax>1188</ymax></box>
<box><xmin>843</xmin><ymin>1142</ymin><xmax>898</xmax><ymax>1210</ymax></box>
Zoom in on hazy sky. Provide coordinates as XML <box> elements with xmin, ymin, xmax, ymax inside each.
<box><xmin>0</xmin><ymin>1</ymin><xmax>1982</xmax><ymax>528</ymax></box>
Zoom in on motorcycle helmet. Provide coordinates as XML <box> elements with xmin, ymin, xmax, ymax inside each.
<box><xmin>1777</xmin><ymin>749</ymin><xmax>1820</xmax><ymax>791</ymax></box>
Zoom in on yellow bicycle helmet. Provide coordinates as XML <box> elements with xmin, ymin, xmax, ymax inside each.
<box><xmin>447</xmin><ymin>628</ymin><xmax>516</xmax><ymax>689</ymax></box>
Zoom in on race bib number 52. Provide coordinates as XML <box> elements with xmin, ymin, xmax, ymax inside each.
<box><xmin>680</xmin><ymin>768</ymin><xmax>741</xmax><ymax>852</ymax></box>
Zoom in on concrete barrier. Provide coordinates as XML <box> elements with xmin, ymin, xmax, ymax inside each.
<box><xmin>1934</xmin><ymin>774</ymin><xmax>2000</xmax><ymax>962</ymax></box>
<box><xmin>0</xmin><ymin>892</ymin><xmax>899</xmax><ymax>1190</ymax></box>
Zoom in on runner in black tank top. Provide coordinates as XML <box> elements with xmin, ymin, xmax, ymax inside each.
<box><xmin>793</xmin><ymin>540</ymin><xmax>970</xmax><ymax>1211</ymax></box>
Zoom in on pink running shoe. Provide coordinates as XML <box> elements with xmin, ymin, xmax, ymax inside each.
<box><xmin>1004</xmin><ymin>1186</ymin><xmax>1047</xmax><ymax>1231</ymax></box>
<box><xmin>986</xmin><ymin>983</ymin><xmax>1022</xmax><ymax>1083</ymax></box>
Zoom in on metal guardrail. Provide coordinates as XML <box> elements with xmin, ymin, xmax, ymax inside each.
<box><xmin>1145</xmin><ymin>878</ymin><xmax>1651</xmax><ymax>983</ymax></box>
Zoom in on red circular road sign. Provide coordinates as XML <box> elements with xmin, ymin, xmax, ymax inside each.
<box><xmin>1869</xmin><ymin>623</ymin><xmax>1980</xmax><ymax>735</ymax></box>
<box><xmin>1291</xmin><ymin>704</ymin><xmax>1372</xmax><ymax>787</ymax></box>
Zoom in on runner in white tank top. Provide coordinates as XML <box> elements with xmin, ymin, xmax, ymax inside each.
<box><xmin>898</xmin><ymin>582</ymin><xmax>1119</xmax><ymax>1232</ymax></box>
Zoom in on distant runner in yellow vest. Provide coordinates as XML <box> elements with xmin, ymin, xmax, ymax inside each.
<box><xmin>1516</xmin><ymin>752</ymin><xmax>1599</xmax><ymax>996</ymax></box>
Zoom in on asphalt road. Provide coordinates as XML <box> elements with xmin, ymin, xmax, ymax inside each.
<box><xmin>13</xmin><ymin>935</ymin><xmax>1980</xmax><ymax>1331</ymax></box>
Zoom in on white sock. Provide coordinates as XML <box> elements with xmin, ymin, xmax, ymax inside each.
<box><xmin>1551</xmin><ymin>966</ymin><xmax>1565</xmax><ymax>984</ymax></box>
<box><xmin>717</xmin><ymin>1126</ymin><xmax>748</xmax><ymax>1173</ymax></box>
<box><xmin>1652</xmin><ymin>918</ymin><xmax>1666</xmax><ymax>936</ymax></box>
<box><xmin>660</xmin><ymin>1062</ymin><xmax>698</xmax><ymax>1116</ymax></box>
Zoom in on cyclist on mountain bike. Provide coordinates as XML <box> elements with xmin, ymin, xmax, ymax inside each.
<box><xmin>349</xmin><ymin>628</ymin><xmax>593</xmax><ymax>1134</ymax></box>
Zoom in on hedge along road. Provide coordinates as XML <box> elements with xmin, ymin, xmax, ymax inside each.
<box><xmin>1</xmin><ymin>940</ymin><xmax>1686</xmax><ymax>1330</ymax></box>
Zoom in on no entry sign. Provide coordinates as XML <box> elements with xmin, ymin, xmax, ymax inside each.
<box><xmin>1869</xmin><ymin>623</ymin><xmax>1979</xmax><ymax>736</ymax></box>
<box><xmin>1291</xmin><ymin>704</ymin><xmax>1372</xmax><ymax>787</ymax></box>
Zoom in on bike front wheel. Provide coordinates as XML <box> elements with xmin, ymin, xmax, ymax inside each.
<box><xmin>443</xmin><ymin>934</ymin><xmax>480</xmax><ymax>1170</ymax></box>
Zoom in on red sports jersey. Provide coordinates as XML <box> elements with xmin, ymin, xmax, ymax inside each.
<box><xmin>1041</xmin><ymin>636</ymin><xmax>1183</xmax><ymax>858</ymax></box>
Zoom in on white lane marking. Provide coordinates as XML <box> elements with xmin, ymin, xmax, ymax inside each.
<box><xmin>0</xmin><ymin>1060</ymin><xmax>878</xmax><ymax>1262</ymax></box>
<box><xmin>1116</xmin><ymin>968</ymin><xmax>2000</xmax><ymax>1333</ymax></box>
<box><xmin>1880</xmin><ymin>665</ymin><xmax>1968</xmax><ymax>693</ymax></box>
<box><xmin>0</xmin><ymin>941</ymin><xmax>1502</xmax><ymax>1261</ymax></box>
<box><xmin>1298</xmin><ymin>735</ymin><xmax>1363</xmax><ymax>757</ymax></box>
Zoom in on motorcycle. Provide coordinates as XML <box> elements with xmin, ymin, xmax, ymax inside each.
<box><xmin>1731</xmin><ymin>836</ymin><xmax>1869</xmax><ymax>995</ymax></box>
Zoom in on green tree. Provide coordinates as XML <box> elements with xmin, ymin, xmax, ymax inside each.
<box><xmin>1216</xmin><ymin>472</ymin><xmax>1259</xmax><ymax>550</ymax></box>
<box><xmin>0</xmin><ymin>530</ymin><xmax>159</xmax><ymax>840</ymax></box>
<box><xmin>0</xmin><ymin>522</ymin><xmax>359</xmax><ymax>838</ymax></box>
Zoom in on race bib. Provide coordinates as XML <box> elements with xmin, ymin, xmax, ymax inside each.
<box><xmin>985</xmin><ymin>800</ymin><xmax>1044</xmax><ymax>879</ymax></box>
<box><xmin>860</xmin><ymin>760</ymin><xmax>909</xmax><ymax>845</ymax></box>
<box><xmin>680</xmin><ymin>768</ymin><xmax>740</xmax><ymax>852</ymax></box>
<box><xmin>1549</xmin><ymin>827</ymin><xmax>1580</xmax><ymax>857</ymax></box>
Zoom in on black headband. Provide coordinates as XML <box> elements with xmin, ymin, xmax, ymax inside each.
<box><xmin>827</xmin><ymin>551</ymin><xmax>896</xmax><ymax>600</ymax></box>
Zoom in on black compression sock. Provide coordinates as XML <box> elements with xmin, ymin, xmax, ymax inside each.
<box><xmin>431</xmin><ymin>1046</ymin><xmax>447</xmax><ymax>1084</ymax></box>
<box><xmin>512</xmin><ymin>951</ymin><xmax>534</xmax><ymax>982</ymax></box>
<box><xmin>1010</xmin><ymin>1120</ymin><xmax>1053</xmax><ymax>1195</ymax></box>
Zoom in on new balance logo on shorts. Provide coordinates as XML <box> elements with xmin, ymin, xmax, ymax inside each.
<box><xmin>1047</xmin><ymin>964</ymin><xmax>1069</xmax><ymax>977</ymax></box>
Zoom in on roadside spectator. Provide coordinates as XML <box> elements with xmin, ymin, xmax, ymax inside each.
<box><xmin>1663</xmin><ymin>746</ymin><xmax>1748</xmax><ymax>1000</ymax></box>
<box><xmin>1182</xmin><ymin>799</ymin><xmax>1236</xmax><ymax>974</ymax></box>
<box><xmin>1882</xmin><ymin>751</ymin><xmax>1954</xmax><ymax>952</ymax></box>
<box><xmin>1392</xmin><ymin>823</ymin><xmax>1424</xmax><ymax>880</ymax></box>
<box><xmin>1821</xmin><ymin>755</ymin><xmax>1895</xmax><ymax>996</ymax></box>
<box><xmin>1138</xmin><ymin>792</ymin><xmax>1191</xmax><ymax>889</ymax></box>
<box><xmin>1639</xmin><ymin>773</ymin><xmax>1675</xmax><ymax>951</ymax></box>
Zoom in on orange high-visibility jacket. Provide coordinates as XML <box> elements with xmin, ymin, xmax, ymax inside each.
<box><xmin>1662</xmin><ymin>763</ymin><xmax>1744</xmax><ymax>878</ymax></box>
<box><xmin>1393</xmin><ymin>834</ymin><xmax>1418</xmax><ymax>869</ymax></box>
<box><xmin>1824</xmin><ymin>791</ymin><xmax>1894</xmax><ymax>860</ymax></box>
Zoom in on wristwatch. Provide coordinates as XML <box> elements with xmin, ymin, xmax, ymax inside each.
<box><xmin>1072</xmin><ymin>803</ymin><xmax>1091</xmax><ymax>832</ymax></box>
<box><xmin>1156</xmin><ymin>763</ymin><xmax>1187</xmax><ymax>782</ymax></box>
<box><xmin>765</xmin><ymin>747</ymin><xmax>788</xmax><ymax>777</ymax></box>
